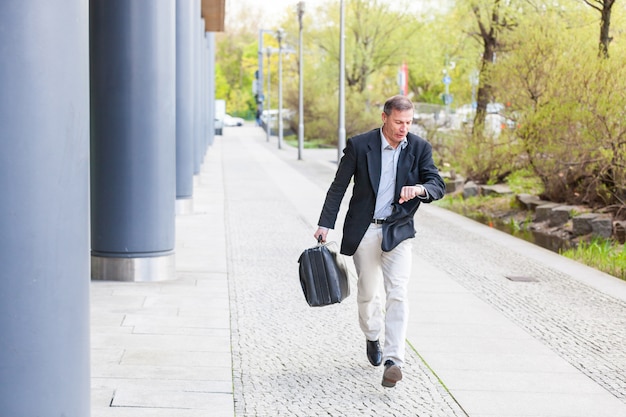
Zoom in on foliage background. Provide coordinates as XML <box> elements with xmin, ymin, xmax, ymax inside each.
<box><xmin>215</xmin><ymin>0</ymin><xmax>626</xmax><ymax>215</ymax></box>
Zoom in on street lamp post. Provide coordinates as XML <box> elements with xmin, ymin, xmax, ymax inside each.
<box><xmin>297</xmin><ymin>1</ymin><xmax>305</xmax><ymax>160</ymax></box>
<box><xmin>257</xmin><ymin>29</ymin><xmax>275</xmax><ymax>129</ymax></box>
<box><xmin>266</xmin><ymin>47</ymin><xmax>272</xmax><ymax>142</ymax></box>
<box><xmin>276</xmin><ymin>28</ymin><xmax>284</xmax><ymax>150</ymax></box>
<box><xmin>337</xmin><ymin>0</ymin><xmax>346</xmax><ymax>161</ymax></box>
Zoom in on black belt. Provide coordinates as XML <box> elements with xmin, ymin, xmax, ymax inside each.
<box><xmin>371</xmin><ymin>218</ymin><xmax>386</xmax><ymax>224</ymax></box>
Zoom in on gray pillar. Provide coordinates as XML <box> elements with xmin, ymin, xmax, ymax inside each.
<box><xmin>176</xmin><ymin>0</ymin><xmax>195</xmax><ymax>214</ymax></box>
<box><xmin>207</xmin><ymin>32</ymin><xmax>216</xmax><ymax>147</ymax></box>
<box><xmin>193</xmin><ymin>1</ymin><xmax>203</xmax><ymax>175</ymax></box>
<box><xmin>0</xmin><ymin>0</ymin><xmax>90</xmax><ymax>415</ymax></box>
<box><xmin>90</xmin><ymin>0</ymin><xmax>176</xmax><ymax>281</ymax></box>
<box><xmin>199</xmin><ymin>22</ymin><xmax>207</xmax><ymax>157</ymax></box>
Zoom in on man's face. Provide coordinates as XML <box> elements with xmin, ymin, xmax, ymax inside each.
<box><xmin>381</xmin><ymin>108</ymin><xmax>413</xmax><ymax>147</ymax></box>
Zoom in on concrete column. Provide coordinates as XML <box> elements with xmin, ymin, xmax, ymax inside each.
<box><xmin>90</xmin><ymin>0</ymin><xmax>177</xmax><ymax>281</ymax></box>
<box><xmin>206</xmin><ymin>32</ymin><xmax>216</xmax><ymax>147</ymax></box>
<box><xmin>199</xmin><ymin>21</ymin><xmax>207</xmax><ymax>157</ymax></box>
<box><xmin>176</xmin><ymin>0</ymin><xmax>195</xmax><ymax>214</ymax></box>
<box><xmin>193</xmin><ymin>1</ymin><xmax>203</xmax><ymax>175</ymax></box>
<box><xmin>0</xmin><ymin>0</ymin><xmax>90</xmax><ymax>415</ymax></box>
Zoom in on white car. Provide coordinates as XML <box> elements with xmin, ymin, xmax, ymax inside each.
<box><xmin>224</xmin><ymin>114</ymin><xmax>244</xmax><ymax>127</ymax></box>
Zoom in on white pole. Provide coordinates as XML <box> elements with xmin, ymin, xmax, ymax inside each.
<box><xmin>297</xmin><ymin>2</ymin><xmax>305</xmax><ymax>160</ymax></box>
<box><xmin>337</xmin><ymin>0</ymin><xmax>346</xmax><ymax>162</ymax></box>
<box><xmin>258</xmin><ymin>29</ymin><xmax>264</xmax><ymax>119</ymax></box>
<box><xmin>266</xmin><ymin>48</ymin><xmax>271</xmax><ymax>142</ymax></box>
<box><xmin>277</xmin><ymin>29</ymin><xmax>284</xmax><ymax>150</ymax></box>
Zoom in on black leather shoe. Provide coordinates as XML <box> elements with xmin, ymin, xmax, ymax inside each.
<box><xmin>366</xmin><ymin>340</ymin><xmax>382</xmax><ymax>366</ymax></box>
<box><xmin>381</xmin><ymin>359</ymin><xmax>403</xmax><ymax>388</ymax></box>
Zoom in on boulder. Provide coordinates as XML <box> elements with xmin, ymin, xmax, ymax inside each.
<box><xmin>591</xmin><ymin>216</ymin><xmax>613</xmax><ymax>239</ymax></box>
<box><xmin>614</xmin><ymin>221</ymin><xmax>626</xmax><ymax>244</ymax></box>
<box><xmin>445</xmin><ymin>177</ymin><xmax>465</xmax><ymax>194</ymax></box>
<box><xmin>572</xmin><ymin>213</ymin><xmax>599</xmax><ymax>236</ymax></box>
<box><xmin>481</xmin><ymin>184</ymin><xmax>513</xmax><ymax>196</ymax></box>
<box><xmin>463</xmin><ymin>181</ymin><xmax>480</xmax><ymax>198</ymax></box>
<box><xmin>549</xmin><ymin>205</ymin><xmax>575</xmax><ymax>227</ymax></box>
<box><xmin>516</xmin><ymin>194</ymin><xmax>550</xmax><ymax>211</ymax></box>
<box><xmin>535</xmin><ymin>203</ymin><xmax>559</xmax><ymax>222</ymax></box>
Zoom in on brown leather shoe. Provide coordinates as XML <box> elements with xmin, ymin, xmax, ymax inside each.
<box><xmin>381</xmin><ymin>360</ymin><xmax>402</xmax><ymax>388</ymax></box>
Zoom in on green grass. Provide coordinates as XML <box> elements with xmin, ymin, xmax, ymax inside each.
<box><xmin>435</xmin><ymin>194</ymin><xmax>534</xmax><ymax>239</ymax></box>
<box><xmin>435</xmin><ymin>193</ymin><xmax>517</xmax><ymax>218</ymax></box>
<box><xmin>284</xmin><ymin>136</ymin><xmax>334</xmax><ymax>149</ymax></box>
<box><xmin>505</xmin><ymin>168</ymin><xmax>545</xmax><ymax>195</ymax></box>
<box><xmin>561</xmin><ymin>238</ymin><xmax>626</xmax><ymax>280</ymax></box>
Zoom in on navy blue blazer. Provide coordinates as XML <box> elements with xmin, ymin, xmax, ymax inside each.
<box><xmin>318</xmin><ymin>128</ymin><xmax>445</xmax><ymax>256</ymax></box>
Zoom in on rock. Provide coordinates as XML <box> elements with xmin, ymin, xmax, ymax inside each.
<box><xmin>445</xmin><ymin>177</ymin><xmax>465</xmax><ymax>194</ymax></box>
<box><xmin>447</xmin><ymin>183</ymin><xmax>621</xmax><ymax>252</ymax></box>
<box><xmin>481</xmin><ymin>184</ymin><xmax>513</xmax><ymax>196</ymax></box>
<box><xmin>532</xmin><ymin>229</ymin><xmax>573</xmax><ymax>252</ymax></box>
<box><xmin>591</xmin><ymin>216</ymin><xmax>613</xmax><ymax>239</ymax></box>
<box><xmin>615</xmin><ymin>221</ymin><xmax>626</xmax><ymax>244</ymax></box>
<box><xmin>463</xmin><ymin>181</ymin><xmax>480</xmax><ymax>198</ymax></box>
<box><xmin>535</xmin><ymin>203</ymin><xmax>559</xmax><ymax>222</ymax></box>
<box><xmin>549</xmin><ymin>205</ymin><xmax>575</xmax><ymax>227</ymax></box>
<box><xmin>572</xmin><ymin>213</ymin><xmax>599</xmax><ymax>236</ymax></box>
<box><xmin>516</xmin><ymin>194</ymin><xmax>550</xmax><ymax>211</ymax></box>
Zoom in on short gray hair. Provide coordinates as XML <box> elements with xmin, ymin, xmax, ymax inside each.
<box><xmin>383</xmin><ymin>95</ymin><xmax>413</xmax><ymax>115</ymax></box>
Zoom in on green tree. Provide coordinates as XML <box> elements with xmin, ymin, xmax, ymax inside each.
<box><xmin>214</xmin><ymin>7</ymin><xmax>260</xmax><ymax>117</ymax></box>
<box><xmin>215</xmin><ymin>0</ymin><xmax>626</xmax><ymax>214</ymax></box>
<box><xmin>293</xmin><ymin>0</ymin><xmax>426</xmax><ymax>142</ymax></box>
<box><xmin>438</xmin><ymin>0</ymin><xmax>520</xmax><ymax>183</ymax></box>
<box><xmin>465</xmin><ymin>0</ymin><xmax>518</xmax><ymax>131</ymax></box>
<box><xmin>583</xmin><ymin>0</ymin><xmax>617</xmax><ymax>58</ymax></box>
<box><xmin>492</xmin><ymin>6</ymin><xmax>626</xmax><ymax>213</ymax></box>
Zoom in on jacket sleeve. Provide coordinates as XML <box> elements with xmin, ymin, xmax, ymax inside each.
<box><xmin>417</xmin><ymin>140</ymin><xmax>446</xmax><ymax>202</ymax></box>
<box><xmin>390</xmin><ymin>138</ymin><xmax>445</xmax><ymax>217</ymax></box>
<box><xmin>317</xmin><ymin>138</ymin><xmax>357</xmax><ymax>229</ymax></box>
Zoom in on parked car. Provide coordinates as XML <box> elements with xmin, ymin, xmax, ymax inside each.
<box><xmin>452</xmin><ymin>103</ymin><xmax>476</xmax><ymax>129</ymax></box>
<box><xmin>454</xmin><ymin>102</ymin><xmax>517</xmax><ymax>136</ymax></box>
<box><xmin>224</xmin><ymin>114</ymin><xmax>244</xmax><ymax>127</ymax></box>
<box><xmin>215</xmin><ymin>99</ymin><xmax>225</xmax><ymax>135</ymax></box>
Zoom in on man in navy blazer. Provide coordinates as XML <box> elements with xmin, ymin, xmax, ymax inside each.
<box><xmin>314</xmin><ymin>95</ymin><xmax>445</xmax><ymax>388</ymax></box>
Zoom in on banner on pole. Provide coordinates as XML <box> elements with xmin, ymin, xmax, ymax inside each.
<box><xmin>397</xmin><ymin>62</ymin><xmax>409</xmax><ymax>96</ymax></box>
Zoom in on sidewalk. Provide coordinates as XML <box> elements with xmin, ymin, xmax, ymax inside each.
<box><xmin>91</xmin><ymin>131</ymin><xmax>232</xmax><ymax>416</ymax></box>
<box><xmin>91</xmin><ymin>125</ymin><xmax>626</xmax><ymax>417</ymax></box>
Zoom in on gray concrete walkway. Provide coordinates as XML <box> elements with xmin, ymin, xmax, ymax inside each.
<box><xmin>91</xmin><ymin>125</ymin><xmax>626</xmax><ymax>417</ymax></box>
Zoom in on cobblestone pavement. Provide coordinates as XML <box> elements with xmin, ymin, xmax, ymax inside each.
<box><xmin>89</xmin><ymin>127</ymin><xmax>626</xmax><ymax>416</ymax></box>
<box><xmin>414</xmin><ymin>211</ymin><xmax>626</xmax><ymax>402</ymax></box>
<box><xmin>222</xmin><ymin>133</ymin><xmax>467</xmax><ymax>417</ymax></box>
<box><xmin>263</xmin><ymin>131</ymin><xmax>626</xmax><ymax>405</ymax></box>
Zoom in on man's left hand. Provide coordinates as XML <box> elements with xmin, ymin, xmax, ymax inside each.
<box><xmin>399</xmin><ymin>185</ymin><xmax>424</xmax><ymax>204</ymax></box>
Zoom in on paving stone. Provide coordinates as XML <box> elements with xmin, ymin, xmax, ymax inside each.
<box><xmin>415</xmin><ymin>207</ymin><xmax>626</xmax><ymax>402</ymax></box>
<box><xmin>221</xmin><ymin>135</ymin><xmax>467</xmax><ymax>417</ymax></box>
<box><xmin>92</xmin><ymin>128</ymin><xmax>626</xmax><ymax>417</ymax></box>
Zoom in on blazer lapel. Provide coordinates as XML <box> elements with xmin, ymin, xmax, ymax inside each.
<box><xmin>366</xmin><ymin>132</ymin><xmax>382</xmax><ymax>195</ymax></box>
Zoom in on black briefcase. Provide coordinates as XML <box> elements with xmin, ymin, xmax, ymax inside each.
<box><xmin>297</xmin><ymin>240</ymin><xmax>350</xmax><ymax>307</ymax></box>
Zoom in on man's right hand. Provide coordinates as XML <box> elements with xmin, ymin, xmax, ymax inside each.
<box><xmin>314</xmin><ymin>227</ymin><xmax>328</xmax><ymax>243</ymax></box>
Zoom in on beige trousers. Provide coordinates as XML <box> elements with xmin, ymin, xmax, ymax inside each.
<box><xmin>352</xmin><ymin>223</ymin><xmax>412</xmax><ymax>367</ymax></box>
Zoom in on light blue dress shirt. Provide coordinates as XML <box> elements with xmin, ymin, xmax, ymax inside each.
<box><xmin>374</xmin><ymin>129</ymin><xmax>407</xmax><ymax>220</ymax></box>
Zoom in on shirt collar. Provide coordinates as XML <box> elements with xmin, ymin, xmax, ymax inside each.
<box><xmin>380</xmin><ymin>128</ymin><xmax>407</xmax><ymax>151</ymax></box>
